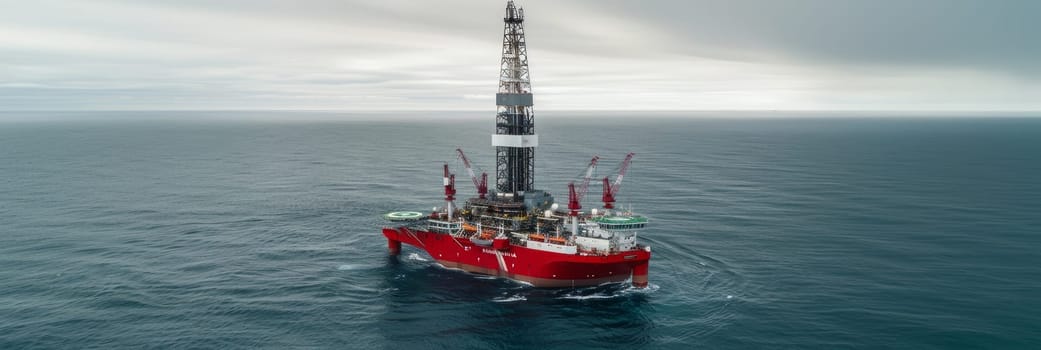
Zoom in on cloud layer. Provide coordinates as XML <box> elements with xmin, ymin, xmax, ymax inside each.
<box><xmin>1</xmin><ymin>0</ymin><xmax>1039</xmax><ymax>111</ymax></box>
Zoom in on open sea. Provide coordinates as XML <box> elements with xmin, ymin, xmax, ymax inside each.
<box><xmin>1</xmin><ymin>111</ymin><xmax>1039</xmax><ymax>349</ymax></box>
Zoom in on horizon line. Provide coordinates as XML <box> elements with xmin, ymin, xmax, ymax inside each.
<box><xmin>2</xmin><ymin>109</ymin><xmax>1040</xmax><ymax>114</ymax></box>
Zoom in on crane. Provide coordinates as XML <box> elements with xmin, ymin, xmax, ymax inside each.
<box><xmin>575</xmin><ymin>155</ymin><xmax>599</xmax><ymax>205</ymax></box>
<box><xmin>456</xmin><ymin>148</ymin><xmax>488</xmax><ymax>199</ymax></box>
<box><xmin>602</xmin><ymin>152</ymin><xmax>634</xmax><ymax>209</ymax></box>
<box><xmin>567</xmin><ymin>155</ymin><xmax>600</xmax><ymax>216</ymax></box>
<box><xmin>566</xmin><ymin>155</ymin><xmax>599</xmax><ymax>234</ymax></box>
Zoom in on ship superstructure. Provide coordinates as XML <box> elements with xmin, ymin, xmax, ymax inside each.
<box><xmin>382</xmin><ymin>0</ymin><xmax>650</xmax><ymax>288</ymax></box>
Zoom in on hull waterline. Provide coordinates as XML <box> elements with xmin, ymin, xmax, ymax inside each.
<box><xmin>384</xmin><ymin>227</ymin><xmax>650</xmax><ymax>288</ymax></box>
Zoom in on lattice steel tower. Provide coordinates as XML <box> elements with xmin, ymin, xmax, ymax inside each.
<box><xmin>493</xmin><ymin>0</ymin><xmax>537</xmax><ymax>195</ymax></box>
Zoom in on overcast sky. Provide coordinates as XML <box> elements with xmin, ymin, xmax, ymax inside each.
<box><xmin>1</xmin><ymin>0</ymin><xmax>1039</xmax><ymax>111</ymax></box>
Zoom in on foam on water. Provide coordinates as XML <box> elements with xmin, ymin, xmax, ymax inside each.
<box><xmin>492</xmin><ymin>294</ymin><xmax>528</xmax><ymax>303</ymax></box>
<box><xmin>337</xmin><ymin>264</ymin><xmax>364</xmax><ymax>271</ymax></box>
<box><xmin>559</xmin><ymin>293</ymin><xmax>618</xmax><ymax>301</ymax></box>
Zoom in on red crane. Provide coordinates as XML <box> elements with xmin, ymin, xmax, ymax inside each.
<box><xmin>575</xmin><ymin>155</ymin><xmax>599</xmax><ymax>205</ymax></box>
<box><xmin>566</xmin><ymin>156</ymin><xmax>599</xmax><ymax>234</ymax></box>
<box><xmin>568</xmin><ymin>155</ymin><xmax>600</xmax><ymax>216</ymax></box>
<box><xmin>568</xmin><ymin>182</ymin><xmax>580</xmax><ymax>216</ymax></box>
<box><xmin>566</xmin><ymin>182</ymin><xmax>581</xmax><ymax>234</ymax></box>
<box><xmin>456</xmin><ymin>148</ymin><xmax>488</xmax><ymax>199</ymax></box>
<box><xmin>602</xmin><ymin>152</ymin><xmax>634</xmax><ymax>209</ymax></box>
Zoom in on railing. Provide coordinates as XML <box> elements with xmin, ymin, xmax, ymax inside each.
<box><xmin>427</xmin><ymin>219</ymin><xmax>463</xmax><ymax>234</ymax></box>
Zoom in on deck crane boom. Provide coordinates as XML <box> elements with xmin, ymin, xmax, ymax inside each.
<box><xmin>456</xmin><ymin>148</ymin><xmax>488</xmax><ymax>199</ymax></box>
<box><xmin>602</xmin><ymin>152</ymin><xmax>634</xmax><ymax>209</ymax></box>
<box><xmin>566</xmin><ymin>155</ymin><xmax>599</xmax><ymax>234</ymax></box>
<box><xmin>575</xmin><ymin>155</ymin><xmax>599</xmax><ymax>205</ymax></box>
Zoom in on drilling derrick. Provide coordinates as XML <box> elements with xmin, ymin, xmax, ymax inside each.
<box><xmin>494</xmin><ymin>0</ymin><xmax>537</xmax><ymax>195</ymax></box>
<box><xmin>380</xmin><ymin>0</ymin><xmax>651</xmax><ymax>290</ymax></box>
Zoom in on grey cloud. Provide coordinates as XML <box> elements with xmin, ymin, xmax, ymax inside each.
<box><xmin>577</xmin><ymin>0</ymin><xmax>1041</xmax><ymax>75</ymax></box>
<box><xmin>0</xmin><ymin>0</ymin><xmax>1038</xmax><ymax>112</ymax></box>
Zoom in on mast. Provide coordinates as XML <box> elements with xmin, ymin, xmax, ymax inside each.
<box><xmin>493</xmin><ymin>0</ymin><xmax>537</xmax><ymax>195</ymax></box>
<box><xmin>443</xmin><ymin>164</ymin><xmax>456</xmax><ymax>221</ymax></box>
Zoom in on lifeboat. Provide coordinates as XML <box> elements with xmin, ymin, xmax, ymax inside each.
<box><xmin>470</xmin><ymin>235</ymin><xmax>493</xmax><ymax>246</ymax></box>
<box><xmin>470</xmin><ymin>230</ymin><xmax>497</xmax><ymax>246</ymax></box>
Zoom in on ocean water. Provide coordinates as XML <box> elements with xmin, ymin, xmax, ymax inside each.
<box><xmin>1</xmin><ymin>112</ymin><xmax>1040</xmax><ymax>349</ymax></box>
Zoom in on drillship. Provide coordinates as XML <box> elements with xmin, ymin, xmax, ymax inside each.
<box><xmin>382</xmin><ymin>0</ymin><xmax>651</xmax><ymax>288</ymax></box>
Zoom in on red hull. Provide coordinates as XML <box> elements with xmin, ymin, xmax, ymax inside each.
<box><xmin>383</xmin><ymin>227</ymin><xmax>650</xmax><ymax>288</ymax></box>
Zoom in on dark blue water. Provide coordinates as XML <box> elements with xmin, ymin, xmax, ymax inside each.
<box><xmin>2</xmin><ymin>112</ymin><xmax>1040</xmax><ymax>349</ymax></box>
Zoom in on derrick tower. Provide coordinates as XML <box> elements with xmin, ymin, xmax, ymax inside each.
<box><xmin>493</xmin><ymin>0</ymin><xmax>537</xmax><ymax>195</ymax></box>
